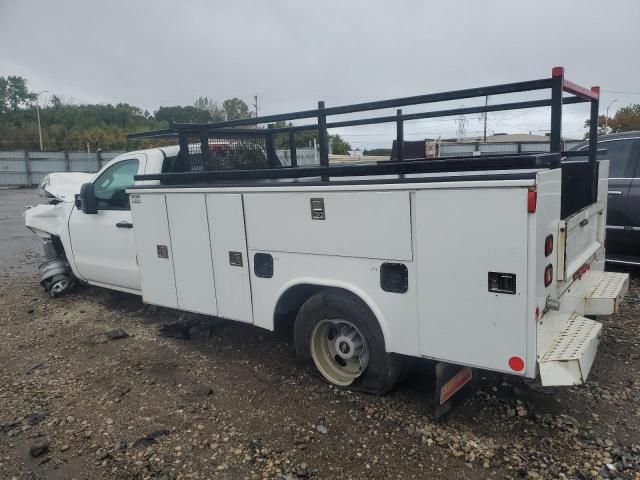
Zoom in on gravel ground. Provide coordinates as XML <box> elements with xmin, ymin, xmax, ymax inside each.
<box><xmin>1</xmin><ymin>188</ymin><xmax>639</xmax><ymax>480</ymax></box>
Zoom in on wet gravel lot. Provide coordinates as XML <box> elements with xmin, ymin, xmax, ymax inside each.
<box><xmin>0</xmin><ymin>188</ymin><xmax>639</xmax><ymax>480</ymax></box>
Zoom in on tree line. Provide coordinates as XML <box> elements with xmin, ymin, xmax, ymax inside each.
<box><xmin>0</xmin><ymin>76</ymin><xmax>352</xmax><ymax>153</ymax></box>
<box><xmin>586</xmin><ymin>104</ymin><xmax>640</xmax><ymax>136</ymax></box>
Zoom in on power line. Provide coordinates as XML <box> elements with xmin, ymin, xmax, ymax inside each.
<box><xmin>602</xmin><ymin>90</ymin><xmax>640</xmax><ymax>95</ymax></box>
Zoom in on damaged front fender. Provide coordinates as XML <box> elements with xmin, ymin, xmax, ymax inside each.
<box><xmin>24</xmin><ymin>203</ymin><xmax>80</xmax><ymax>296</ymax></box>
<box><xmin>24</xmin><ymin>203</ymin><xmax>70</xmax><ymax>238</ymax></box>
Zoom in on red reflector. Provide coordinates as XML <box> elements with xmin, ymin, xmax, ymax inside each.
<box><xmin>535</xmin><ymin>307</ymin><xmax>540</xmax><ymax>320</ymax></box>
<box><xmin>545</xmin><ymin>234</ymin><xmax>553</xmax><ymax>257</ymax></box>
<box><xmin>528</xmin><ymin>189</ymin><xmax>537</xmax><ymax>213</ymax></box>
<box><xmin>544</xmin><ymin>264</ymin><xmax>553</xmax><ymax>287</ymax></box>
<box><xmin>573</xmin><ymin>262</ymin><xmax>591</xmax><ymax>281</ymax></box>
<box><xmin>509</xmin><ymin>356</ymin><xmax>525</xmax><ymax>372</ymax></box>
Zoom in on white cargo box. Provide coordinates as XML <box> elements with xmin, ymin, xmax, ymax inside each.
<box><xmin>128</xmin><ymin>158</ymin><xmax>627</xmax><ymax>386</ymax></box>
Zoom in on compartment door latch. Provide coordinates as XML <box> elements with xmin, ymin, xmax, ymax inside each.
<box><xmin>310</xmin><ymin>198</ymin><xmax>325</xmax><ymax>220</ymax></box>
<box><xmin>488</xmin><ymin>272</ymin><xmax>516</xmax><ymax>294</ymax></box>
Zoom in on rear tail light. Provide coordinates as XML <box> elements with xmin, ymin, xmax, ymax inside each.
<box><xmin>544</xmin><ymin>234</ymin><xmax>553</xmax><ymax>257</ymax></box>
<box><xmin>527</xmin><ymin>189</ymin><xmax>537</xmax><ymax>213</ymax></box>
<box><xmin>544</xmin><ymin>264</ymin><xmax>553</xmax><ymax>287</ymax></box>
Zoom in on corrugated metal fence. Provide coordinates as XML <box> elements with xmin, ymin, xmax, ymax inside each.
<box><xmin>277</xmin><ymin>147</ymin><xmax>319</xmax><ymax>166</ymax></box>
<box><xmin>0</xmin><ymin>149</ymin><xmax>323</xmax><ymax>186</ymax></box>
<box><xmin>439</xmin><ymin>140</ymin><xmax>583</xmax><ymax>158</ymax></box>
<box><xmin>0</xmin><ymin>150</ymin><xmax>124</xmax><ymax>186</ymax></box>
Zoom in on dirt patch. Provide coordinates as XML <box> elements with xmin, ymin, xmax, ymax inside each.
<box><xmin>0</xmin><ymin>270</ymin><xmax>639</xmax><ymax>480</ymax></box>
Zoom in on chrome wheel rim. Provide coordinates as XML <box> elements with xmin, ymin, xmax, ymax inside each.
<box><xmin>310</xmin><ymin>319</ymin><xmax>369</xmax><ymax>386</ymax></box>
<box><xmin>50</xmin><ymin>279</ymin><xmax>69</xmax><ymax>296</ymax></box>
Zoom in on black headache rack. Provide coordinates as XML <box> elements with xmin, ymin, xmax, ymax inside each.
<box><xmin>129</xmin><ymin>67</ymin><xmax>601</xmax><ymax>219</ymax></box>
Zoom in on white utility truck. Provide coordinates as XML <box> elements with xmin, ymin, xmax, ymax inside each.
<box><xmin>25</xmin><ymin>68</ymin><xmax>629</xmax><ymax>410</ymax></box>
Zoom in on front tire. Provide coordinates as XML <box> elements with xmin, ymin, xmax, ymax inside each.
<box><xmin>294</xmin><ymin>289</ymin><xmax>404</xmax><ymax>395</ymax></box>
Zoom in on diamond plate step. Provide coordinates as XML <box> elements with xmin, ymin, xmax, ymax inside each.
<box><xmin>585</xmin><ymin>271</ymin><xmax>629</xmax><ymax>315</ymax></box>
<box><xmin>539</xmin><ymin>315</ymin><xmax>602</xmax><ymax>386</ymax></box>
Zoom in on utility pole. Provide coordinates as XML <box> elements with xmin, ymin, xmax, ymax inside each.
<box><xmin>35</xmin><ymin>90</ymin><xmax>49</xmax><ymax>151</ymax></box>
<box><xmin>253</xmin><ymin>95</ymin><xmax>258</xmax><ymax>118</ymax></box>
<box><xmin>456</xmin><ymin>113</ymin><xmax>467</xmax><ymax>142</ymax></box>
<box><xmin>483</xmin><ymin>95</ymin><xmax>489</xmax><ymax>142</ymax></box>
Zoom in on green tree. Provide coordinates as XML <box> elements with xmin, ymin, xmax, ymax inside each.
<box><xmin>0</xmin><ymin>75</ymin><xmax>36</xmax><ymax>113</ymax></box>
<box><xmin>194</xmin><ymin>96</ymin><xmax>225</xmax><ymax>121</ymax></box>
<box><xmin>608</xmin><ymin>104</ymin><xmax>640</xmax><ymax>133</ymax></box>
<box><xmin>585</xmin><ymin>104</ymin><xmax>640</xmax><ymax>136</ymax></box>
<box><xmin>270</xmin><ymin>121</ymin><xmax>318</xmax><ymax>149</ymax></box>
<box><xmin>50</xmin><ymin>94</ymin><xmax>64</xmax><ymax>110</ymax></box>
<box><xmin>222</xmin><ymin>97</ymin><xmax>252</xmax><ymax>121</ymax></box>
<box><xmin>330</xmin><ymin>134</ymin><xmax>351</xmax><ymax>155</ymax></box>
<box><xmin>0</xmin><ymin>77</ymin><xmax>7</xmax><ymax>113</ymax></box>
<box><xmin>154</xmin><ymin>105</ymin><xmax>212</xmax><ymax>124</ymax></box>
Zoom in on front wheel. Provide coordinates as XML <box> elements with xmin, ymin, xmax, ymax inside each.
<box><xmin>294</xmin><ymin>289</ymin><xmax>405</xmax><ymax>395</ymax></box>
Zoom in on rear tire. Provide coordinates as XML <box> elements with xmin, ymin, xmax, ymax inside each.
<box><xmin>294</xmin><ymin>289</ymin><xmax>404</xmax><ymax>395</ymax></box>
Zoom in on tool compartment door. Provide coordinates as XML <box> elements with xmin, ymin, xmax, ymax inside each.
<box><xmin>130</xmin><ymin>193</ymin><xmax>178</xmax><ymax>308</ymax></box>
<box><xmin>415</xmin><ymin>187</ymin><xmax>529</xmax><ymax>373</ymax></box>
<box><xmin>164</xmin><ymin>194</ymin><xmax>218</xmax><ymax>315</ymax></box>
<box><xmin>206</xmin><ymin>194</ymin><xmax>253</xmax><ymax>323</ymax></box>
<box><xmin>243</xmin><ymin>191</ymin><xmax>412</xmax><ymax>261</ymax></box>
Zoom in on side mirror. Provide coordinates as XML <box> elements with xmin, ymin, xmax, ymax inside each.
<box><xmin>77</xmin><ymin>182</ymin><xmax>98</xmax><ymax>214</ymax></box>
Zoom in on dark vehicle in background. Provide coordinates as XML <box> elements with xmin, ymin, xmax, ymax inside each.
<box><xmin>570</xmin><ymin>132</ymin><xmax>640</xmax><ymax>265</ymax></box>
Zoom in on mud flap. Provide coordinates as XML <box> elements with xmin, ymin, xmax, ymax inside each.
<box><xmin>433</xmin><ymin>363</ymin><xmax>475</xmax><ymax>421</ymax></box>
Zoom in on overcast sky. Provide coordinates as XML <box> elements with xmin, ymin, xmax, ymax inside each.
<box><xmin>1</xmin><ymin>0</ymin><xmax>639</xmax><ymax>147</ymax></box>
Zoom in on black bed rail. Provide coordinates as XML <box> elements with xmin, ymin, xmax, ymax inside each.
<box><xmin>135</xmin><ymin>153</ymin><xmax>561</xmax><ymax>183</ymax></box>
<box><xmin>129</xmin><ymin>67</ymin><xmax>599</xmax><ymax>181</ymax></box>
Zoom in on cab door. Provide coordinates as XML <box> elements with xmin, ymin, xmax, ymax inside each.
<box><xmin>68</xmin><ymin>154</ymin><xmax>146</xmax><ymax>292</ymax></box>
<box><xmin>598</xmin><ymin>139</ymin><xmax>640</xmax><ymax>257</ymax></box>
<box><xmin>619</xmin><ymin>139</ymin><xmax>640</xmax><ymax>257</ymax></box>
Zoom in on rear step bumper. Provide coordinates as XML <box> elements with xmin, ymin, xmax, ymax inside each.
<box><xmin>584</xmin><ymin>272</ymin><xmax>629</xmax><ymax>315</ymax></box>
<box><xmin>539</xmin><ymin>315</ymin><xmax>601</xmax><ymax>386</ymax></box>
<box><xmin>538</xmin><ymin>272</ymin><xmax>628</xmax><ymax>386</ymax></box>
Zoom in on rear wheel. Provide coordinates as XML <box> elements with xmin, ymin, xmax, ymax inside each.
<box><xmin>310</xmin><ymin>318</ymin><xmax>370</xmax><ymax>386</ymax></box>
<box><xmin>294</xmin><ymin>289</ymin><xmax>404</xmax><ymax>395</ymax></box>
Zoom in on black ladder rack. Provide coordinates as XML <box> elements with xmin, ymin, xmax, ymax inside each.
<box><xmin>129</xmin><ymin>66</ymin><xmax>600</xmax><ymax>211</ymax></box>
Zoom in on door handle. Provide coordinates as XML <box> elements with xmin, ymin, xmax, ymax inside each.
<box><xmin>608</xmin><ymin>190</ymin><xmax>623</xmax><ymax>195</ymax></box>
<box><xmin>116</xmin><ymin>221</ymin><xmax>133</xmax><ymax>228</ymax></box>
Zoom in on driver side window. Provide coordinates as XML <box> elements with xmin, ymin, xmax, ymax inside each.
<box><xmin>93</xmin><ymin>159</ymin><xmax>139</xmax><ymax>210</ymax></box>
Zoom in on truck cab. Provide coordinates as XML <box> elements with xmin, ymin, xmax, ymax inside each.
<box><xmin>26</xmin><ymin>146</ymin><xmax>176</xmax><ymax>295</ymax></box>
<box><xmin>66</xmin><ymin>147</ymin><xmax>176</xmax><ymax>293</ymax></box>
<box><xmin>27</xmin><ymin>139</ymin><xmax>275</xmax><ymax>295</ymax></box>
